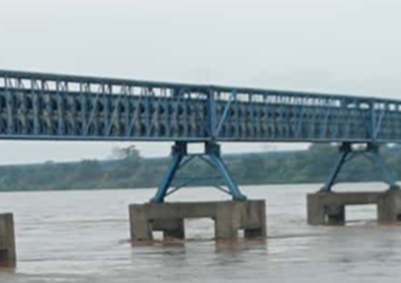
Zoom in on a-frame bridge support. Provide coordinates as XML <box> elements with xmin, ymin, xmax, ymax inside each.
<box><xmin>308</xmin><ymin>143</ymin><xmax>401</xmax><ymax>226</ymax></box>
<box><xmin>321</xmin><ymin>143</ymin><xmax>399</xmax><ymax>192</ymax></box>
<box><xmin>129</xmin><ymin>142</ymin><xmax>266</xmax><ymax>243</ymax></box>
<box><xmin>151</xmin><ymin>141</ymin><xmax>247</xmax><ymax>203</ymax></box>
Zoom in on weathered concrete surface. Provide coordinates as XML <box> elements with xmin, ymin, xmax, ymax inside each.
<box><xmin>307</xmin><ymin>191</ymin><xmax>401</xmax><ymax>225</ymax></box>
<box><xmin>129</xmin><ymin>200</ymin><xmax>266</xmax><ymax>242</ymax></box>
<box><xmin>0</xmin><ymin>213</ymin><xmax>16</xmax><ymax>268</ymax></box>
<box><xmin>377</xmin><ymin>190</ymin><xmax>401</xmax><ymax>224</ymax></box>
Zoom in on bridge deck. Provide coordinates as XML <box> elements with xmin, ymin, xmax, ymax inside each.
<box><xmin>0</xmin><ymin>69</ymin><xmax>400</xmax><ymax>143</ymax></box>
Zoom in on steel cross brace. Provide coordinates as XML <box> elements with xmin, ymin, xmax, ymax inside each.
<box><xmin>321</xmin><ymin>143</ymin><xmax>400</xmax><ymax>192</ymax></box>
<box><xmin>150</xmin><ymin>141</ymin><xmax>247</xmax><ymax>203</ymax></box>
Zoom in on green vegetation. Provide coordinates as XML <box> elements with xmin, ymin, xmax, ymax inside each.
<box><xmin>0</xmin><ymin>144</ymin><xmax>400</xmax><ymax>192</ymax></box>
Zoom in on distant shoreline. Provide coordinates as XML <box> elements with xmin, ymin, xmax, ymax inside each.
<box><xmin>0</xmin><ymin>144</ymin><xmax>398</xmax><ymax>193</ymax></box>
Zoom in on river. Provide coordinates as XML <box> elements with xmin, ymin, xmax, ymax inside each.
<box><xmin>0</xmin><ymin>183</ymin><xmax>400</xmax><ymax>282</ymax></box>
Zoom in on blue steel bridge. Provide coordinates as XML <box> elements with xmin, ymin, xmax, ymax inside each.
<box><xmin>0</xmin><ymin>69</ymin><xmax>399</xmax><ymax>202</ymax></box>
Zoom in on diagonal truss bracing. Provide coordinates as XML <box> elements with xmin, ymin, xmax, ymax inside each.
<box><xmin>0</xmin><ymin>69</ymin><xmax>401</xmax><ymax>143</ymax></box>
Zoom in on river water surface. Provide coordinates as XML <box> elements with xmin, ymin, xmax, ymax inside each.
<box><xmin>1</xmin><ymin>183</ymin><xmax>401</xmax><ymax>282</ymax></box>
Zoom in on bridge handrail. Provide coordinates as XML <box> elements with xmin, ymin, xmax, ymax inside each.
<box><xmin>1</xmin><ymin>69</ymin><xmax>400</xmax><ymax>109</ymax></box>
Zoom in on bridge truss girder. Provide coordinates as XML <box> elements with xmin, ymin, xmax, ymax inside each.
<box><xmin>1</xmin><ymin>70</ymin><xmax>401</xmax><ymax>201</ymax></box>
<box><xmin>2</xmin><ymin>69</ymin><xmax>401</xmax><ymax>143</ymax></box>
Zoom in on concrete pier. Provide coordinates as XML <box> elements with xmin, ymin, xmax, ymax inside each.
<box><xmin>129</xmin><ymin>200</ymin><xmax>266</xmax><ymax>242</ymax></box>
<box><xmin>307</xmin><ymin>190</ymin><xmax>401</xmax><ymax>225</ymax></box>
<box><xmin>0</xmin><ymin>213</ymin><xmax>16</xmax><ymax>268</ymax></box>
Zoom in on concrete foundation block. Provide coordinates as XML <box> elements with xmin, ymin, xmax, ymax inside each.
<box><xmin>377</xmin><ymin>190</ymin><xmax>401</xmax><ymax>224</ymax></box>
<box><xmin>214</xmin><ymin>202</ymin><xmax>241</xmax><ymax>240</ymax></box>
<box><xmin>129</xmin><ymin>200</ymin><xmax>266</xmax><ymax>243</ymax></box>
<box><xmin>307</xmin><ymin>190</ymin><xmax>401</xmax><ymax>226</ymax></box>
<box><xmin>0</xmin><ymin>213</ymin><xmax>16</xmax><ymax>268</ymax></box>
<box><xmin>243</xmin><ymin>200</ymin><xmax>267</xmax><ymax>238</ymax></box>
<box><xmin>307</xmin><ymin>193</ymin><xmax>327</xmax><ymax>225</ymax></box>
<box><xmin>129</xmin><ymin>205</ymin><xmax>152</xmax><ymax>241</ymax></box>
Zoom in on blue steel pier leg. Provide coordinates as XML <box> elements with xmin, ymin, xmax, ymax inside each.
<box><xmin>368</xmin><ymin>143</ymin><xmax>400</xmax><ymax>190</ymax></box>
<box><xmin>321</xmin><ymin>143</ymin><xmax>351</xmax><ymax>192</ymax></box>
<box><xmin>151</xmin><ymin>141</ymin><xmax>246</xmax><ymax>202</ymax></box>
<box><xmin>206</xmin><ymin>142</ymin><xmax>247</xmax><ymax>201</ymax></box>
<box><xmin>150</xmin><ymin>142</ymin><xmax>186</xmax><ymax>203</ymax></box>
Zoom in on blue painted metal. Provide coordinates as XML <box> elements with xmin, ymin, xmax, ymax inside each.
<box><xmin>0</xmin><ymin>69</ymin><xmax>400</xmax><ymax>200</ymax></box>
<box><xmin>1</xmin><ymin>69</ymin><xmax>401</xmax><ymax>143</ymax></box>
<box><xmin>151</xmin><ymin>142</ymin><xmax>185</xmax><ymax>203</ymax></box>
<box><xmin>321</xmin><ymin>143</ymin><xmax>399</xmax><ymax>192</ymax></box>
<box><xmin>321</xmin><ymin>143</ymin><xmax>351</xmax><ymax>192</ymax></box>
<box><xmin>368</xmin><ymin>144</ymin><xmax>399</xmax><ymax>190</ymax></box>
<box><xmin>207</xmin><ymin>143</ymin><xmax>247</xmax><ymax>201</ymax></box>
<box><xmin>151</xmin><ymin>141</ymin><xmax>246</xmax><ymax>203</ymax></box>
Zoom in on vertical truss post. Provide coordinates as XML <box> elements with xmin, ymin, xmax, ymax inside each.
<box><xmin>207</xmin><ymin>88</ymin><xmax>217</xmax><ymax>137</ymax></box>
<box><xmin>368</xmin><ymin>143</ymin><xmax>400</xmax><ymax>190</ymax></box>
<box><xmin>321</xmin><ymin>143</ymin><xmax>351</xmax><ymax>192</ymax></box>
<box><xmin>150</xmin><ymin>141</ymin><xmax>247</xmax><ymax>203</ymax></box>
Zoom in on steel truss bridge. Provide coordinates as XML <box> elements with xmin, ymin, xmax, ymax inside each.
<box><xmin>0</xmin><ymin>69</ymin><xmax>400</xmax><ymax>202</ymax></box>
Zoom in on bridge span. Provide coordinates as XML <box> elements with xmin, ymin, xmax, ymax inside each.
<box><xmin>2</xmin><ymin>69</ymin><xmax>401</xmax><ymax>265</ymax></box>
<box><xmin>1</xmin><ymin>69</ymin><xmax>401</xmax><ymax>143</ymax></box>
<box><xmin>0</xmin><ymin>69</ymin><xmax>400</xmax><ymax>202</ymax></box>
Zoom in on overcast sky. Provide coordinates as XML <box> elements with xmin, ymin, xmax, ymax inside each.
<box><xmin>0</xmin><ymin>0</ymin><xmax>400</xmax><ymax>164</ymax></box>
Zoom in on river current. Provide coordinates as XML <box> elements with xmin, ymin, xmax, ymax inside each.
<box><xmin>1</xmin><ymin>183</ymin><xmax>400</xmax><ymax>282</ymax></box>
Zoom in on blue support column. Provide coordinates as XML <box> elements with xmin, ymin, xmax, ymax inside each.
<box><xmin>321</xmin><ymin>143</ymin><xmax>399</xmax><ymax>192</ymax></box>
<box><xmin>321</xmin><ymin>143</ymin><xmax>351</xmax><ymax>192</ymax></box>
<box><xmin>206</xmin><ymin>142</ymin><xmax>247</xmax><ymax>201</ymax></box>
<box><xmin>150</xmin><ymin>141</ymin><xmax>247</xmax><ymax>203</ymax></box>
<box><xmin>368</xmin><ymin>143</ymin><xmax>400</xmax><ymax>190</ymax></box>
<box><xmin>150</xmin><ymin>142</ymin><xmax>186</xmax><ymax>203</ymax></box>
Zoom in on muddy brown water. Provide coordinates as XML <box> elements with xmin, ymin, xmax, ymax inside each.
<box><xmin>0</xmin><ymin>183</ymin><xmax>400</xmax><ymax>283</ymax></box>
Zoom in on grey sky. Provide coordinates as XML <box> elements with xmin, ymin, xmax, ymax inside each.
<box><xmin>0</xmin><ymin>0</ymin><xmax>400</xmax><ymax>164</ymax></box>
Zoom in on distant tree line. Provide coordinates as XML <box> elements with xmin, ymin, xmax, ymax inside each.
<box><xmin>0</xmin><ymin>144</ymin><xmax>401</xmax><ymax>192</ymax></box>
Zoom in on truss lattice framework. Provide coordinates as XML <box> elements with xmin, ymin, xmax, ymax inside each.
<box><xmin>151</xmin><ymin>141</ymin><xmax>247</xmax><ymax>203</ymax></box>
<box><xmin>321</xmin><ymin>143</ymin><xmax>400</xmax><ymax>192</ymax></box>
<box><xmin>1</xmin><ymin>69</ymin><xmax>401</xmax><ymax>142</ymax></box>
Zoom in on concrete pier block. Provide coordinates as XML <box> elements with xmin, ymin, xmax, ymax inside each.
<box><xmin>377</xmin><ymin>190</ymin><xmax>401</xmax><ymax>224</ymax></box>
<box><xmin>0</xmin><ymin>213</ymin><xmax>16</xmax><ymax>268</ymax></box>
<box><xmin>307</xmin><ymin>193</ymin><xmax>326</xmax><ymax>225</ymax></box>
<box><xmin>307</xmin><ymin>190</ymin><xmax>401</xmax><ymax>226</ymax></box>
<box><xmin>307</xmin><ymin>193</ymin><xmax>345</xmax><ymax>225</ymax></box>
<box><xmin>243</xmin><ymin>200</ymin><xmax>267</xmax><ymax>238</ymax></box>
<box><xmin>129</xmin><ymin>205</ymin><xmax>152</xmax><ymax>241</ymax></box>
<box><xmin>129</xmin><ymin>200</ymin><xmax>266</xmax><ymax>243</ymax></box>
<box><xmin>214</xmin><ymin>202</ymin><xmax>240</xmax><ymax>240</ymax></box>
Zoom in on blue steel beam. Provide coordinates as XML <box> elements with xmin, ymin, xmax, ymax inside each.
<box><xmin>368</xmin><ymin>144</ymin><xmax>399</xmax><ymax>190</ymax></box>
<box><xmin>1</xmin><ymin>69</ymin><xmax>401</xmax><ymax>201</ymax></box>
<box><xmin>321</xmin><ymin>143</ymin><xmax>351</xmax><ymax>192</ymax></box>
<box><xmin>1</xmin><ymin>69</ymin><xmax>401</xmax><ymax>143</ymax></box>
<box><xmin>151</xmin><ymin>142</ymin><xmax>185</xmax><ymax>203</ymax></box>
<box><xmin>321</xmin><ymin>143</ymin><xmax>399</xmax><ymax>192</ymax></box>
<box><xmin>151</xmin><ymin>141</ymin><xmax>247</xmax><ymax>203</ymax></box>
